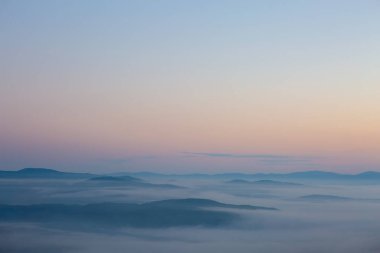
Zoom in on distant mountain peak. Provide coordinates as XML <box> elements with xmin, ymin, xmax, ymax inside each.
<box><xmin>226</xmin><ymin>179</ymin><xmax>251</xmax><ymax>184</ymax></box>
<box><xmin>356</xmin><ymin>171</ymin><xmax>380</xmax><ymax>177</ymax></box>
<box><xmin>89</xmin><ymin>175</ymin><xmax>141</xmax><ymax>182</ymax></box>
<box><xmin>149</xmin><ymin>198</ymin><xmax>220</xmax><ymax>206</ymax></box>
<box><xmin>225</xmin><ymin>179</ymin><xmax>302</xmax><ymax>186</ymax></box>
<box><xmin>253</xmin><ymin>180</ymin><xmax>303</xmax><ymax>186</ymax></box>
<box><xmin>19</xmin><ymin>168</ymin><xmax>59</xmax><ymax>173</ymax></box>
<box><xmin>299</xmin><ymin>194</ymin><xmax>352</xmax><ymax>201</ymax></box>
<box><xmin>0</xmin><ymin>168</ymin><xmax>94</xmax><ymax>179</ymax></box>
<box><xmin>147</xmin><ymin>198</ymin><xmax>277</xmax><ymax>210</ymax></box>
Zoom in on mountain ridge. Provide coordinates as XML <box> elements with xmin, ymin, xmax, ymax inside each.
<box><xmin>0</xmin><ymin>198</ymin><xmax>275</xmax><ymax>229</ymax></box>
<box><xmin>2</xmin><ymin>168</ymin><xmax>380</xmax><ymax>181</ymax></box>
<box><xmin>0</xmin><ymin>168</ymin><xmax>94</xmax><ymax>179</ymax></box>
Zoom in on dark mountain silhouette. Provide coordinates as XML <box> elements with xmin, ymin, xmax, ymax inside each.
<box><xmin>0</xmin><ymin>169</ymin><xmax>179</xmax><ymax>188</ymax></box>
<box><xmin>114</xmin><ymin>170</ymin><xmax>380</xmax><ymax>181</ymax></box>
<box><xmin>0</xmin><ymin>169</ymin><xmax>179</xmax><ymax>189</ymax></box>
<box><xmin>226</xmin><ymin>179</ymin><xmax>252</xmax><ymax>184</ymax></box>
<box><xmin>0</xmin><ymin>168</ymin><xmax>94</xmax><ymax>179</ymax></box>
<box><xmin>226</xmin><ymin>179</ymin><xmax>303</xmax><ymax>187</ymax></box>
<box><xmin>89</xmin><ymin>175</ymin><xmax>141</xmax><ymax>182</ymax></box>
<box><xmin>298</xmin><ymin>194</ymin><xmax>353</xmax><ymax>201</ymax></box>
<box><xmin>146</xmin><ymin>198</ymin><xmax>276</xmax><ymax>210</ymax></box>
<box><xmin>86</xmin><ymin>175</ymin><xmax>182</xmax><ymax>189</ymax></box>
<box><xmin>2</xmin><ymin>168</ymin><xmax>380</xmax><ymax>181</ymax></box>
<box><xmin>355</xmin><ymin>171</ymin><xmax>380</xmax><ymax>180</ymax></box>
<box><xmin>279</xmin><ymin>171</ymin><xmax>348</xmax><ymax>180</ymax></box>
<box><xmin>0</xmin><ymin>198</ymin><xmax>275</xmax><ymax>229</ymax></box>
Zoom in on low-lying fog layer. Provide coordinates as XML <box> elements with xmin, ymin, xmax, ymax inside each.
<box><xmin>1</xmin><ymin>171</ymin><xmax>380</xmax><ymax>253</ymax></box>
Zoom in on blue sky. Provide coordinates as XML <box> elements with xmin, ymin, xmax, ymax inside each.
<box><xmin>1</xmin><ymin>0</ymin><xmax>380</xmax><ymax>173</ymax></box>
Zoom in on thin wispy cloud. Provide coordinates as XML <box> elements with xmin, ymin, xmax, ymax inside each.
<box><xmin>98</xmin><ymin>156</ymin><xmax>157</xmax><ymax>165</ymax></box>
<box><xmin>183</xmin><ymin>152</ymin><xmax>319</xmax><ymax>167</ymax></box>
<box><xmin>184</xmin><ymin>152</ymin><xmax>307</xmax><ymax>160</ymax></box>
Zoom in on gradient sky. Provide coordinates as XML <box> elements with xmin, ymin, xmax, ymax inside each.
<box><xmin>1</xmin><ymin>0</ymin><xmax>380</xmax><ymax>173</ymax></box>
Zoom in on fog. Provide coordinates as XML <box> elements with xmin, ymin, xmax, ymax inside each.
<box><xmin>1</xmin><ymin>173</ymin><xmax>380</xmax><ymax>253</ymax></box>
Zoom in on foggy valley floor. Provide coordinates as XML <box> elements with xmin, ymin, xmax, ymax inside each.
<box><xmin>1</xmin><ymin>169</ymin><xmax>380</xmax><ymax>253</ymax></box>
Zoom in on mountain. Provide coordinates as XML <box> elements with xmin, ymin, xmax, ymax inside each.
<box><xmin>88</xmin><ymin>175</ymin><xmax>141</xmax><ymax>182</ymax></box>
<box><xmin>146</xmin><ymin>198</ymin><xmax>276</xmax><ymax>210</ymax></box>
<box><xmin>0</xmin><ymin>168</ymin><xmax>183</xmax><ymax>188</ymax></box>
<box><xmin>3</xmin><ymin>168</ymin><xmax>380</xmax><ymax>181</ymax></box>
<box><xmin>226</xmin><ymin>179</ymin><xmax>302</xmax><ymax>187</ymax></box>
<box><xmin>257</xmin><ymin>171</ymin><xmax>380</xmax><ymax>181</ymax></box>
<box><xmin>226</xmin><ymin>179</ymin><xmax>252</xmax><ymax>184</ymax></box>
<box><xmin>252</xmin><ymin>180</ymin><xmax>303</xmax><ymax>186</ymax></box>
<box><xmin>298</xmin><ymin>194</ymin><xmax>353</xmax><ymax>202</ymax></box>
<box><xmin>0</xmin><ymin>168</ymin><xmax>94</xmax><ymax>179</ymax></box>
<box><xmin>355</xmin><ymin>171</ymin><xmax>380</xmax><ymax>180</ymax></box>
<box><xmin>109</xmin><ymin>172</ymin><xmax>253</xmax><ymax>179</ymax></box>
<box><xmin>0</xmin><ymin>198</ymin><xmax>275</xmax><ymax>229</ymax></box>
<box><xmin>113</xmin><ymin>170</ymin><xmax>380</xmax><ymax>181</ymax></box>
<box><xmin>85</xmin><ymin>175</ymin><xmax>183</xmax><ymax>189</ymax></box>
<box><xmin>283</xmin><ymin>171</ymin><xmax>348</xmax><ymax>180</ymax></box>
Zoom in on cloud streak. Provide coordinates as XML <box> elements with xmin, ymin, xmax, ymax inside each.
<box><xmin>184</xmin><ymin>152</ymin><xmax>313</xmax><ymax>160</ymax></box>
<box><xmin>183</xmin><ymin>152</ymin><xmax>319</xmax><ymax>167</ymax></box>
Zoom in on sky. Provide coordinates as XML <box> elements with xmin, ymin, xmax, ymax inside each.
<box><xmin>1</xmin><ymin>0</ymin><xmax>380</xmax><ymax>173</ymax></box>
